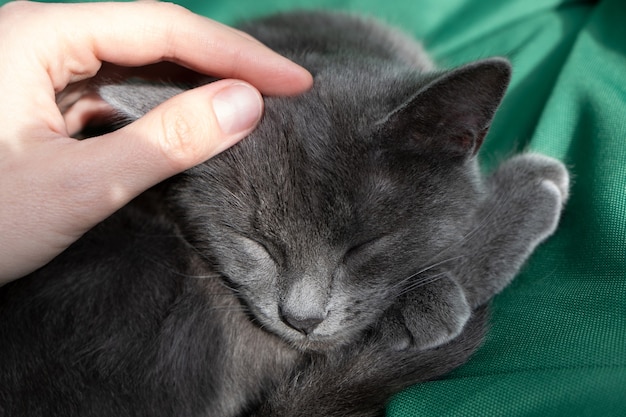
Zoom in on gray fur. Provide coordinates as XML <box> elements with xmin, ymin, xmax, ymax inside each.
<box><xmin>0</xmin><ymin>11</ymin><xmax>568</xmax><ymax>417</ymax></box>
<box><xmin>101</xmin><ymin>82</ymin><xmax>185</xmax><ymax>120</ymax></box>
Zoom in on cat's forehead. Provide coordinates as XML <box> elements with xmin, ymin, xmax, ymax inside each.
<box><xmin>311</xmin><ymin>64</ymin><xmax>416</xmax><ymax>120</ymax></box>
<box><xmin>201</xmin><ymin>61</ymin><xmax>462</xmax><ymax>230</ymax></box>
<box><xmin>242</xmin><ymin>66</ymin><xmax>434</xmax><ymax>182</ymax></box>
<box><xmin>259</xmin><ymin>73</ymin><xmax>414</xmax><ymax>149</ymax></box>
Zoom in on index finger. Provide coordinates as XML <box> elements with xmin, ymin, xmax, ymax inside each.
<box><xmin>6</xmin><ymin>1</ymin><xmax>313</xmax><ymax>96</ymax></box>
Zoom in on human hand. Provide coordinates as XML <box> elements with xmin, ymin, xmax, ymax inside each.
<box><xmin>0</xmin><ymin>1</ymin><xmax>312</xmax><ymax>284</ymax></box>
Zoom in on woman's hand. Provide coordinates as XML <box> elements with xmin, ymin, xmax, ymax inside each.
<box><xmin>0</xmin><ymin>1</ymin><xmax>312</xmax><ymax>284</ymax></box>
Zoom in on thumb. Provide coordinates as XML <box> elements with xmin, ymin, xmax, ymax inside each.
<box><xmin>80</xmin><ymin>79</ymin><xmax>263</xmax><ymax>211</ymax></box>
<box><xmin>0</xmin><ymin>80</ymin><xmax>263</xmax><ymax>282</ymax></box>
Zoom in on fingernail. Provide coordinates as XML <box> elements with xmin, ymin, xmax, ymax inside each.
<box><xmin>213</xmin><ymin>83</ymin><xmax>263</xmax><ymax>135</ymax></box>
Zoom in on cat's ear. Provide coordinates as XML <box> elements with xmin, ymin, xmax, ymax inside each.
<box><xmin>381</xmin><ymin>57</ymin><xmax>511</xmax><ymax>157</ymax></box>
<box><xmin>99</xmin><ymin>83</ymin><xmax>186</xmax><ymax>121</ymax></box>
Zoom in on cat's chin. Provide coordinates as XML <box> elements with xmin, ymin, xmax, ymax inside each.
<box><xmin>283</xmin><ymin>332</ymin><xmax>355</xmax><ymax>353</ymax></box>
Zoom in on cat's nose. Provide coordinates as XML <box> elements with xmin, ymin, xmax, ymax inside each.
<box><xmin>280</xmin><ymin>310</ymin><xmax>325</xmax><ymax>335</ymax></box>
<box><xmin>280</xmin><ymin>277</ymin><xmax>329</xmax><ymax>335</ymax></box>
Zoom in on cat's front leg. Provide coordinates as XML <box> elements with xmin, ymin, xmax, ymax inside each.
<box><xmin>455</xmin><ymin>153</ymin><xmax>569</xmax><ymax>307</ymax></box>
<box><xmin>377</xmin><ymin>154</ymin><xmax>568</xmax><ymax>351</ymax></box>
<box><xmin>377</xmin><ymin>272</ymin><xmax>471</xmax><ymax>351</ymax></box>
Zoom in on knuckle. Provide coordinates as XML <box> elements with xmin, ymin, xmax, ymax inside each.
<box><xmin>150</xmin><ymin>2</ymin><xmax>191</xmax><ymax>43</ymax></box>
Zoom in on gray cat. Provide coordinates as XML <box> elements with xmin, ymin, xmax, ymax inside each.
<box><xmin>0</xmin><ymin>11</ymin><xmax>568</xmax><ymax>417</ymax></box>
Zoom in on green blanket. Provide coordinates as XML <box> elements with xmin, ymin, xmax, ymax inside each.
<box><xmin>11</xmin><ymin>0</ymin><xmax>626</xmax><ymax>415</ymax></box>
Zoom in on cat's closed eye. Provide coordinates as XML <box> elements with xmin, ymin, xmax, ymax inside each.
<box><xmin>343</xmin><ymin>236</ymin><xmax>385</xmax><ymax>261</ymax></box>
<box><xmin>219</xmin><ymin>234</ymin><xmax>278</xmax><ymax>285</ymax></box>
<box><xmin>237</xmin><ymin>235</ymin><xmax>276</xmax><ymax>264</ymax></box>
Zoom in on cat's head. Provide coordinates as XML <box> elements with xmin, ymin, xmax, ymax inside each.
<box><xmin>100</xmin><ymin>57</ymin><xmax>510</xmax><ymax>352</ymax></box>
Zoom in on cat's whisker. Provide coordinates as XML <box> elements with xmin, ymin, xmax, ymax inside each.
<box><xmin>215</xmin><ymin>279</ymin><xmax>243</xmax><ymax>294</ymax></box>
<box><xmin>397</xmin><ymin>271</ymin><xmax>449</xmax><ymax>296</ymax></box>
<box><xmin>454</xmin><ymin>191</ymin><xmax>518</xmax><ymax>245</ymax></box>
<box><xmin>140</xmin><ymin>255</ymin><xmax>222</xmax><ymax>280</ymax></box>
<box><xmin>412</xmin><ymin>188</ymin><xmax>518</xmax><ymax>275</ymax></box>
<box><xmin>202</xmin><ymin>291</ymin><xmax>239</xmax><ymax>296</ymax></box>
<box><xmin>394</xmin><ymin>191</ymin><xmax>516</xmax><ymax>293</ymax></box>
<box><xmin>391</xmin><ymin>254</ymin><xmax>466</xmax><ymax>293</ymax></box>
<box><xmin>208</xmin><ymin>305</ymin><xmax>249</xmax><ymax>313</ymax></box>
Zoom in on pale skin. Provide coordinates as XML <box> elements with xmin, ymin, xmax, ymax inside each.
<box><xmin>0</xmin><ymin>1</ymin><xmax>313</xmax><ymax>284</ymax></box>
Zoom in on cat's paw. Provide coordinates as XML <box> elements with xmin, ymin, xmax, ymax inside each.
<box><xmin>376</xmin><ymin>274</ymin><xmax>471</xmax><ymax>351</ymax></box>
<box><xmin>505</xmin><ymin>153</ymin><xmax>569</xmax><ymax>200</ymax></box>
<box><xmin>490</xmin><ymin>153</ymin><xmax>569</xmax><ymax>243</ymax></box>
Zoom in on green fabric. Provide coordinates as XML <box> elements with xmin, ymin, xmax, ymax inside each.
<box><xmin>6</xmin><ymin>0</ymin><xmax>625</xmax><ymax>415</ymax></box>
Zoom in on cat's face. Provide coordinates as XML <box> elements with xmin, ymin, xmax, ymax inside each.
<box><xmin>170</xmin><ymin>76</ymin><xmax>490</xmax><ymax>351</ymax></box>
<box><xmin>100</xmin><ymin>58</ymin><xmax>509</xmax><ymax>351</ymax></box>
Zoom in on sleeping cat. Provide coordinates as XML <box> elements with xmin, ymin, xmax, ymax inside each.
<box><xmin>0</xmin><ymin>11</ymin><xmax>568</xmax><ymax>417</ymax></box>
